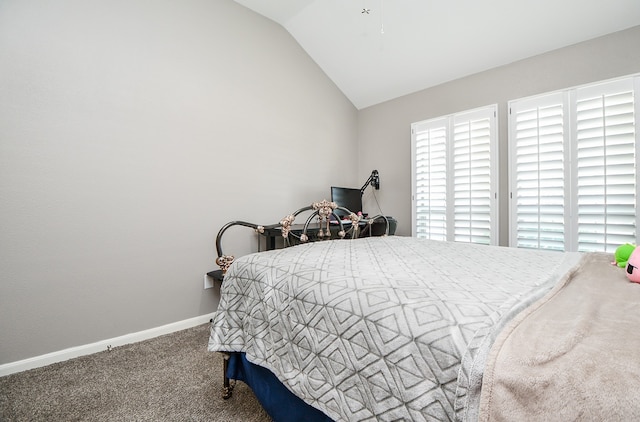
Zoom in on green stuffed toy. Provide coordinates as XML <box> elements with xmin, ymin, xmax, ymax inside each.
<box><xmin>614</xmin><ymin>243</ymin><xmax>636</xmax><ymax>268</ymax></box>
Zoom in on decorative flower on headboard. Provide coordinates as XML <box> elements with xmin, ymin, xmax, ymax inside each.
<box><xmin>349</xmin><ymin>212</ymin><xmax>362</xmax><ymax>237</ymax></box>
<box><xmin>280</xmin><ymin>214</ymin><xmax>295</xmax><ymax>238</ymax></box>
<box><xmin>216</xmin><ymin>255</ymin><xmax>235</xmax><ymax>275</ymax></box>
<box><xmin>312</xmin><ymin>200</ymin><xmax>338</xmax><ymax>239</ymax></box>
<box><xmin>312</xmin><ymin>200</ymin><xmax>337</xmax><ymax>219</ymax></box>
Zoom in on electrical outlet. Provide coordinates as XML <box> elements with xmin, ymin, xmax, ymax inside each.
<box><xmin>204</xmin><ymin>274</ymin><xmax>214</xmax><ymax>289</ymax></box>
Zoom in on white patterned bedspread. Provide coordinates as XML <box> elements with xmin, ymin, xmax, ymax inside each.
<box><xmin>208</xmin><ymin>236</ymin><xmax>582</xmax><ymax>421</ymax></box>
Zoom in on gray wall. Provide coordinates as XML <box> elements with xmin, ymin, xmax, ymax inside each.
<box><xmin>0</xmin><ymin>0</ymin><xmax>357</xmax><ymax>365</ymax></box>
<box><xmin>2</xmin><ymin>0</ymin><xmax>639</xmax><ymax>366</ymax></box>
<box><xmin>358</xmin><ymin>25</ymin><xmax>640</xmax><ymax>243</ymax></box>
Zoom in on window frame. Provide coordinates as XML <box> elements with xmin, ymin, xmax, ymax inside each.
<box><xmin>411</xmin><ymin>104</ymin><xmax>499</xmax><ymax>245</ymax></box>
<box><xmin>508</xmin><ymin>74</ymin><xmax>640</xmax><ymax>252</ymax></box>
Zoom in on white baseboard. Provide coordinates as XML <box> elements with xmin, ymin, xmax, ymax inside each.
<box><xmin>0</xmin><ymin>313</ymin><xmax>215</xmax><ymax>377</ymax></box>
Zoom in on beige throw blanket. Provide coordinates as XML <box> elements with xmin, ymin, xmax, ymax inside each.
<box><xmin>479</xmin><ymin>253</ymin><xmax>640</xmax><ymax>421</ymax></box>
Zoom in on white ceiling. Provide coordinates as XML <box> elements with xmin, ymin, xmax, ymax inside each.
<box><xmin>234</xmin><ymin>0</ymin><xmax>640</xmax><ymax>109</ymax></box>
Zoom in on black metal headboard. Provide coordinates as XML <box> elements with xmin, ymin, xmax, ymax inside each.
<box><xmin>213</xmin><ymin>199</ymin><xmax>390</xmax><ymax>278</ymax></box>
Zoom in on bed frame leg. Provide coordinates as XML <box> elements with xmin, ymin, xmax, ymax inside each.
<box><xmin>222</xmin><ymin>353</ymin><xmax>234</xmax><ymax>399</ymax></box>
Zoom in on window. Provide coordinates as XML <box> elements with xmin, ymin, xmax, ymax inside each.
<box><xmin>509</xmin><ymin>93</ymin><xmax>566</xmax><ymax>250</ymax></box>
<box><xmin>411</xmin><ymin>105</ymin><xmax>498</xmax><ymax>245</ymax></box>
<box><xmin>509</xmin><ymin>75</ymin><xmax>640</xmax><ymax>252</ymax></box>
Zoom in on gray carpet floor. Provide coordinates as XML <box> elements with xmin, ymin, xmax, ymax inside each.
<box><xmin>0</xmin><ymin>323</ymin><xmax>272</xmax><ymax>421</ymax></box>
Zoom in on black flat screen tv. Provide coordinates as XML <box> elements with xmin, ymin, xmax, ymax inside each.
<box><xmin>331</xmin><ymin>186</ymin><xmax>363</xmax><ymax>217</ymax></box>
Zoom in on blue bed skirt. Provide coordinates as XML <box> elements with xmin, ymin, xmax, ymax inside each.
<box><xmin>227</xmin><ymin>352</ymin><xmax>333</xmax><ymax>422</ymax></box>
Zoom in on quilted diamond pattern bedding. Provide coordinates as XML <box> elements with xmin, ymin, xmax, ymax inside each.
<box><xmin>208</xmin><ymin>236</ymin><xmax>582</xmax><ymax>421</ymax></box>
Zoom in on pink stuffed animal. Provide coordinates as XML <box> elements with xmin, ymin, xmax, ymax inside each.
<box><xmin>626</xmin><ymin>247</ymin><xmax>640</xmax><ymax>284</ymax></box>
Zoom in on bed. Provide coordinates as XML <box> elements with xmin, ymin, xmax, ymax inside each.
<box><xmin>207</xmin><ymin>201</ymin><xmax>640</xmax><ymax>421</ymax></box>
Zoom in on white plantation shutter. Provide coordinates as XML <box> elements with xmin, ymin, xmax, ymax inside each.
<box><xmin>575</xmin><ymin>79</ymin><xmax>637</xmax><ymax>252</ymax></box>
<box><xmin>509</xmin><ymin>75</ymin><xmax>639</xmax><ymax>252</ymax></box>
<box><xmin>510</xmin><ymin>93</ymin><xmax>566</xmax><ymax>250</ymax></box>
<box><xmin>453</xmin><ymin>110</ymin><xmax>495</xmax><ymax>244</ymax></box>
<box><xmin>412</xmin><ymin>106</ymin><xmax>498</xmax><ymax>244</ymax></box>
<box><xmin>413</xmin><ymin>119</ymin><xmax>448</xmax><ymax>241</ymax></box>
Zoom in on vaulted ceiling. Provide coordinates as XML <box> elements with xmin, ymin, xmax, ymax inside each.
<box><xmin>234</xmin><ymin>0</ymin><xmax>640</xmax><ymax>109</ymax></box>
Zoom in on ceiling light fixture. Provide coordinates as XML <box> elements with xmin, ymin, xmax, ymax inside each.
<box><xmin>360</xmin><ymin>1</ymin><xmax>385</xmax><ymax>35</ymax></box>
<box><xmin>379</xmin><ymin>0</ymin><xmax>384</xmax><ymax>34</ymax></box>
